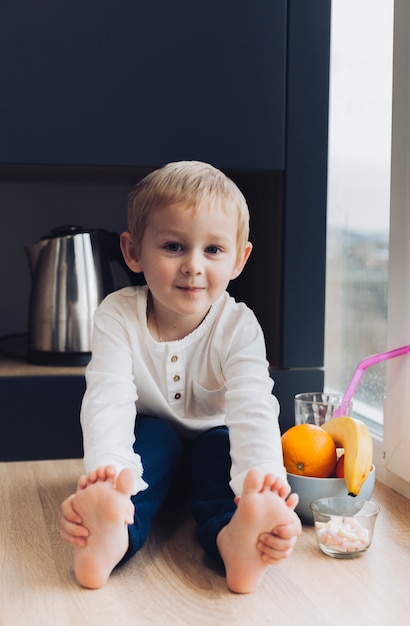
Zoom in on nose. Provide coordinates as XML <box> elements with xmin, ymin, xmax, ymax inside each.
<box><xmin>181</xmin><ymin>250</ymin><xmax>203</xmax><ymax>275</ymax></box>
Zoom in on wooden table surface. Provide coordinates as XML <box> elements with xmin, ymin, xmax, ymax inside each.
<box><xmin>0</xmin><ymin>458</ymin><xmax>409</xmax><ymax>626</ymax></box>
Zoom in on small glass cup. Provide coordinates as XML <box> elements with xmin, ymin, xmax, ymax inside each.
<box><xmin>310</xmin><ymin>496</ymin><xmax>379</xmax><ymax>558</ymax></box>
<box><xmin>294</xmin><ymin>392</ymin><xmax>353</xmax><ymax>427</ymax></box>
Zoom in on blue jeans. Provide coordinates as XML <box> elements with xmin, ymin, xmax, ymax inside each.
<box><xmin>121</xmin><ymin>416</ymin><xmax>236</xmax><ymax>566</ymax></box>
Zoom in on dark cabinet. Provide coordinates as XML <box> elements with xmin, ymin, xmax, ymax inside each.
<box><xmin>0</xmin><ymin>0</ymin><xmax>331</xmax><ymax>459</ymax></box>
<box><xmin>0</xmin><ymin>373</ymin><xmax>85</xmax><ymax>461</ymax></box>
<box><xmin>0</xmin><ymin>0</ymin><xmax>286</xmax><ymax>169</ymax></box>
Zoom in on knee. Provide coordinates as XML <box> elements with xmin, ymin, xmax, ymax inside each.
<box><xmin>149</xmin><ymin>416</ymin><xmax>180</xmax><ymax>441</ymax></box>
<box><xmin>134</xmin><ymin>416</ymin><xmax>182</xmax><ymax>461</ymax></box>
<box><xmin>157</xmin><ymin>419</ymin><xmax>182</xmax><ymax>456</ymax></box>
<box><xmin>192</xmin><ymin>426</ymin><xmax>230</xmax><ymax>468</ymax></box>
<box><xmin>198</xmin><ymin>426</ymin><xmax>230</xmax><ymax>451</ymax></box>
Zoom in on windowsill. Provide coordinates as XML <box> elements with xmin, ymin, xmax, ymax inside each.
<box><xmin>371</xmin><ymin>431</ymin><xmax>410</xmax><ymax>499</ymax></box>
<box><xmin>353</xmin><ymin>403</ymin><xmax>410</xmax><ymax>500</ymax></box>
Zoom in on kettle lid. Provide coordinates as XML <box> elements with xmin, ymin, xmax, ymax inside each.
<box><xmin>45</xmin><ymin>225</ymin><xmax>84</xmax><ymax>239</ymax></box>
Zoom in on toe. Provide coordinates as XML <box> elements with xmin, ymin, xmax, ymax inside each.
<box><xmin>242</xmin><ymin>468</ymin><xmax>264</xmax><ymax>494</ymax></box>
<box><xmin>115</xmin><ymin>469</ymin><xmax>135</xmax><ymax>496</ymax></box>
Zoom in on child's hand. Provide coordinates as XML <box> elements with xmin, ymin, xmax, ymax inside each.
<box><xmin>60</xmin><ymin>493</ymin><xmax>89</xmax><ymax>547</ymax></box>
<box><xmin>60</xmin><ymin>465</ymin><xmax>122</xmax><ymax>547</ymax></box>
<box><xmin>257</xmin><ymin>510</ymin><xmax>302</xmax><ymax>564</ymax></box>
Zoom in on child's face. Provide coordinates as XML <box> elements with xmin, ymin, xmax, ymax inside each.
<box><xmin>130</xmin><ymin>202</ymin><xmax>251</xmax><ymax>329</ymax></box>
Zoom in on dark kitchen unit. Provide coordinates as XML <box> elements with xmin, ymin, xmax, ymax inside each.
<box><xmin>0</xmin><ymin>0</ymin><xmax>330</xmax><ymax>461</ymax></box>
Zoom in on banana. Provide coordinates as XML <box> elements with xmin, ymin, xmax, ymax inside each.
<box><xmin>322</xmin><ymin>416</ymin><xmax>373</xmax><ymax>496</ymax></box>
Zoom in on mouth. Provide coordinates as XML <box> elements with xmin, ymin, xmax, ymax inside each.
<box><xmin>176</xmin><ymin>286</ymin><xmax>205</xmax><ymax>293</ymax></box>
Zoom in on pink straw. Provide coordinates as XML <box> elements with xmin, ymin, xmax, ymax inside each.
<box><xmin>333</xmin><ymin>345</ymin><xmax>410</xmax><ymax>418</ymax></box>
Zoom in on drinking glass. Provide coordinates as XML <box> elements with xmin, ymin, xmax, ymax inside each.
<box><xmin>294</xmin><ymin>392</ymin><xmax>353</xmax><ymax>427</ymax></box>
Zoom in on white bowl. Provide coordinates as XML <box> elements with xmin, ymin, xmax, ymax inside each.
<box><xmin>287</xmin><ymin>465</ymin><xmax>375</xmax><ymax>524</ymax></box>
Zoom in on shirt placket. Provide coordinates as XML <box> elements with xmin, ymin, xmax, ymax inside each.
<box><xmin>166</xmin><ymin>350</ymin><xmax>184</xmax><ymax>409</ymax></box>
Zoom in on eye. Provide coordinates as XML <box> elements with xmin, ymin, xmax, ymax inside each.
<box><xmin>205</xmin><ymin>245</ymin><xmax>222</xmax><ymax>254</ymax></box>
<box><xmin>164</xmin><ymin>242</ymin><xmax>183</xmax><ymax>252</ymax></box>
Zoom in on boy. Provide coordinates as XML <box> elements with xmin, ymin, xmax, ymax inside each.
<box><xmin>60</xmin><ymin>161</ymin><xmax>301</xmax><ymax>593</ymax></box>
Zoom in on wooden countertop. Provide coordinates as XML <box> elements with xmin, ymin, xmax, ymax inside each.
<box><xmin>0</xmin><ymin>458</ymin><xmax>409</xmax><ymax>625</ymax></box>
<box><xmin>0</xmin><ymin>355</ymin><xmax>85</xmax><ymax>377</ymax></box>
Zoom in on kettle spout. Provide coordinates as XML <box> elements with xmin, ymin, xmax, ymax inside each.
<box><xmin>24</xmin><ymin>240</ymin><xmax>48</xmax><ymax>277</ymax></box>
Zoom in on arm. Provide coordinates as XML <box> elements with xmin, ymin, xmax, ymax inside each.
<box><xmin>80</xmin><ymin>294</ymin><xmax>148</xmax><ymax>495</ymax></box>
<box><xmin>221</xmin><ymin>309</ymin><xmax>287</xmax><ymax>496</ymax></box>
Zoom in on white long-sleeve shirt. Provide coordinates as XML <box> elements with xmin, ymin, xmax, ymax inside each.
<box><xmin>81</xmin><ymin>285</ymin><xmax>286</xmax><ymax>496</ymax></box>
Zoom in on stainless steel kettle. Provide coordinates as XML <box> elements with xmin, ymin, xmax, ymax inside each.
<box><xmin>25</xmin><ymin>225</ymin><xmax>132</xmax><ymax>366</ymax></box>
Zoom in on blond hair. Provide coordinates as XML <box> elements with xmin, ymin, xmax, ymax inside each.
<box><xmin>127</xmin><ymin>161</ymin><xmax>250</xmax><ymax>261</ymax></box>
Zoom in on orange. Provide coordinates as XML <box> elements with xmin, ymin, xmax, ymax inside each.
<box><xmin>281</xmin><ymin>424</ymin><xmax>337</xmax><ymax>478</ymax></box>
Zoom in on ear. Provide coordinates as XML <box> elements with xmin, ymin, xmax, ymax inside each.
<box><xmin>230</xmin><ymin>241</ymin><xmax>253</xmax><ymax>280</ymax></box>
<box><xmin>120</xmin><ymin>231</ymin><xmax>143</xmax><ymax>273</ymax></box>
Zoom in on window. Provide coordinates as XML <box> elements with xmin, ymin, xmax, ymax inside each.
<box><xmin>325</xmin><ymin>0</ymin><xmax>393</xmax><ymax>428</ymax></box>
<box><xmin>325</xmin><ymin>0</ymin><xmax>410</xmax><ymax>497</ymax></box>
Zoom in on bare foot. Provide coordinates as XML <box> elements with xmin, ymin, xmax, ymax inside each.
<box><xmin>216</xmin><ymin>468</ymin><xmax>294</xmax><ymax>594</ymax></box>
<box><xmin>72</xmin><ymin>468</ymin><xmax>135</xmax><ymax>589</ymax></box>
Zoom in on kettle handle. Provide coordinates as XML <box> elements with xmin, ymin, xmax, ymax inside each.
<box><xmin>99</xmin><ymin>230</ymin><xmax>145</xmax><ymax>286</ymax></box>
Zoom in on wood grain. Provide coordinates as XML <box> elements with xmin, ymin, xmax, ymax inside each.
<box><xmin>0</xmin><ymin>356</ymin><xmax>85</xmax><ymax>377</ymax></box>
<box><xmin>0</xmin><ymin>459</ymin><xmax>409</xmax><ymax>625</ymax></box>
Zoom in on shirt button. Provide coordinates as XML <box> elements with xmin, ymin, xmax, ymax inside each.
<box><xmin>173</xmin><ymin>374</ymin><xmax>181</xmax><ymax>382</ymax></box>
<box><xmin>171</xmin><ymin>355</ymin><xmax>178</xmax><ymax>363</ymax></box>
<box><xmin>174</xmin><ymin>392</ymin><xmax>181</xmax><ymax>400</ymax></box>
